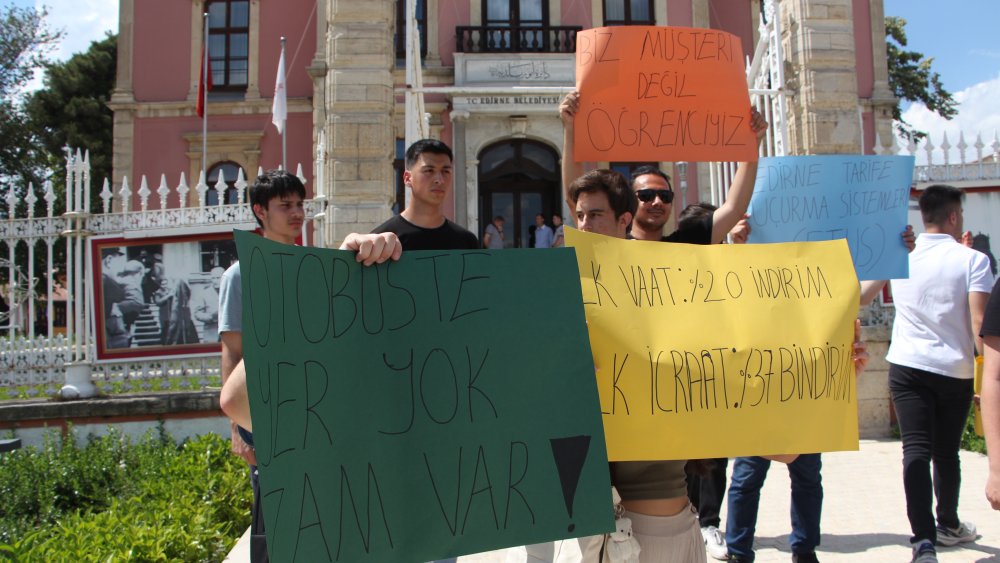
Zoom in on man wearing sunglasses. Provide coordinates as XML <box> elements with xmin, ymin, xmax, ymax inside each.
<box><xmin>559</xmin><ymin>90</ymin><xmax>767</xmax><ymax>245</ymax></box>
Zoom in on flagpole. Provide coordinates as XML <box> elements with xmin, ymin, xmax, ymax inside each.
<box><xmin>202</xmin><ymin>13</ymin><xmax>209</xmax><ymax>174</ymax></box>
<box><xmin>280</xmin><ymin>37</ymin><xmax>287</xmax><ymax>171</ymax></box>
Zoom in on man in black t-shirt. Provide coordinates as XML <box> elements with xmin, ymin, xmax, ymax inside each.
<box><xmin>372</xmin><ymin>139</ymin><xmax>479</xmax><ymax>250</ymax></box>
<box><xmin>979</xmin><ymin>281</ymin><xmax>1000</xmax><ymax>510</ymax></box>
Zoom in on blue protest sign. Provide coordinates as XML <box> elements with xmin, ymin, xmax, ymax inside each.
<box><xmin>747</xmin><ymin>155</ymin><xmax>914</xmax><ymax>280</ymax></box>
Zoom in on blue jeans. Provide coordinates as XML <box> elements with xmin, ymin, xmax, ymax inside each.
<box><xmin>725</xmin><ymin>454</ymin><xmax>823</xmax><ymax>560</ymax></box>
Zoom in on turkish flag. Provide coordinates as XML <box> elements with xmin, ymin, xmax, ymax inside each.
<box><xmin>196</xmin><ymin>45</ymin><xmax>213</xmax><ymax>118</ymax></box>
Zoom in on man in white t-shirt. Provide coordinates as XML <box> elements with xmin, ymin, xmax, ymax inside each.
<box><xmin>886</xmin><ymin>184</ymin><xmax>995</xmax><ymax>563</ymax></box>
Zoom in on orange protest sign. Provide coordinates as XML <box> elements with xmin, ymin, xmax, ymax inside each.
<box><xmin>574</xmin><ymin>26</ymin><xmax>757</xmax><ymax>163</ymax></box>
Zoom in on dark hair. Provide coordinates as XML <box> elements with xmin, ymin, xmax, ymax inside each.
<box><xmin>493</xmin><ymin>215</ymin><xmax>505</xmax><ymax>222</ymax></box>
<box><xmin>678</xmin><ymin>202</ymin><xmax>717</xmax><ymax>232</ymax></box>
<box><xmin>552</xmin><ymin>213</ymin><xmax>562</xmax><ymax>221</ymax></box>
<box><xmin>918</xmin><ymin>184</ymin><xmax>963</xmax><ymax>226</ymax></box>
<box><xmin>405</xmin><ymin>139</ymin><xmax>453</xmax><ymax>169</ymax></box>
<box><xmin>630</xmin><ymin>165</ymin><xmax>672</xmax><ymax>190</ymax></box>
<box><xmin>248</xmin><ymin>170</ymin><xmax>307</xmax><ymax>228</ymax></box>
<box><xmin>568</xmin><ymin>169</ymin><xmax>636</xmax><ymax>219</ymax></box>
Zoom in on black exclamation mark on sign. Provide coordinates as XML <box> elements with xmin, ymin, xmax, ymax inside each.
<box><xmin>549</xmin><ymin>435</ymin><xmax>592</xmax><ymax>533</ymax></box>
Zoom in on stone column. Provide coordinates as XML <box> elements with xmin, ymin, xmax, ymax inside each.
<box><xmin>108</xmin><ymin>0</ymin><xmax>136</xmax><ymax>207</ymax></box>
<box><xmin>465</xmin><ymin>157</ymin><xmax>480</xmax><ymax>236</ymax></box>
<box><xmin>322</xmin><ymin>0</ymin><xmax>396</xmax><ymax>245</ymax></box>
<box><xmin>867</xmin><ymin>0</ymin><xmax>898</xmax><ymax>152</ymax></box>
<box><xmin>452</xmin><ymin>110</ymin><xmax>470</xmax><ymax>228</ymax></box>
<box><xmin>858</xmin><ymin>324</ymin><xmax>892</xmax><ymax>438</ymax></box>
<box><xmin>781</xmin><ymin>0</ymin><xmax>862</xmax><ymax>154</ymax></box>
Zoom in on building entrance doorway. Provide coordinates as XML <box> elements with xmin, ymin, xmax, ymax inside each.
<box><xmin>478</xmin><ymin>140</ymin><xmax>560</xmax><ymax>248</ymax></box>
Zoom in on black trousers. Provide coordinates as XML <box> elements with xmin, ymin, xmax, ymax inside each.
<box><xmin>889</xmin><ymin>363</ymin><xmax>973</xmax><ymax>545</ymax></box>
<box><xmin>688</xmin><ymin>457</ymin><xmax>729</xmax><ymax>528</ymax></box>
<box><xmin>250</xmin><ymin>464</ymin><xmax>269</xmax><ymax>563</ymax></box>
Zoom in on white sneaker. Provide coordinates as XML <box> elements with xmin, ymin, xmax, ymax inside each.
<box><xmin>701</xmin><ymin>526</ymin><xmax>728</xmax><ymax>561</ymax></box>
<box><xmin>935</xmin><ymin>521</ymin><xmax>976</xmax><ymax>546</ymax></box>
<box><xmin>910</xmin><ymin>539</ymin><xmax>937</xmax><ymax>563</ymax></box>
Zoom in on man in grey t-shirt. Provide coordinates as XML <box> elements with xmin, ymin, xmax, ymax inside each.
<box><xmin>483</xmin><ymin>215</ymin><xmax>505</xmax><ymax>249</ymax></box>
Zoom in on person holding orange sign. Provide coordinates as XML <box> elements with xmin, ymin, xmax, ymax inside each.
<box><xmin>561</xmin><ymin>90</ymin><xmax>766</xmax><ymax>561</ymax></box>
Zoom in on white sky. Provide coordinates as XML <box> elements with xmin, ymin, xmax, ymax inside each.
<box><xmin>899</xmin><ymin>74</ymin><xmax>1000</xmax><ymax>164</ymax></box>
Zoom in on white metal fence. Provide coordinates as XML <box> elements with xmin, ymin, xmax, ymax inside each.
<box><xmin>876</xmin><ymin>130</ymin><xmax>1000</xmax><ymax>184</ymax></box>
<box><xmin>0</xmin><ymin>152</ymin><xmax>326</xmax><ymax>399</ymax></box>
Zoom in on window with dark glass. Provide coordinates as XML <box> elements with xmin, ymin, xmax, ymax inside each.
<box><xmin>206</xmin><ymin>161</ymin><xmax>244</xmax><ymax>205</ymax></box>
<box><xmin>395</xmin><ymin>0</ymin><xmax>427</xmax><ymax>64</ymax></box>
<box><xmin>603</xmin><ymin>0</ymin><xmax>654</xmax><ymax>26</ymax></box>
<box><xmin>483</xmin><ymin>0</ymin><xmax>548</xmax><ymax>50</ymax></box>
<box><xmin>207</xmin><ymin>0</ymin><xmax>249</xmax><ymax>90</ymax></box>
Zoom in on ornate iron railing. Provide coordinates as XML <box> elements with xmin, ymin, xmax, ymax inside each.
<box><xmin>455</xmin><ymin>25</ymin><xmax>580</xmax><ymax>54</ymax></box>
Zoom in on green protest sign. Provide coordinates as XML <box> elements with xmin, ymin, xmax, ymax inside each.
<box><xmin>235</xmin><ymin>231</ymin><xmax>613</xmax><ymax>562</ymax></box>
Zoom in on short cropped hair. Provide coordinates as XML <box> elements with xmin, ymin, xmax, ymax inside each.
<box><xmin>248</xmin><ymin>170</ymin><xmax>307</xmax><ymax>228</ymax></box>
<box><xmin>918</xmin><ymin>184</ymin><xmax>963</xmax><ymax>226</ymax></box>
<box><xmin>568</xmin><ymin>169</ymin><xmax>637</xmax><ymax>219</ymax></box>
<box><xmin>678</xmin><ymin>202</ymin><xmax>717</xmax><ymax>232</ymax></box>
<box><xmin>405</xmin><ymin>139</ymin><xmax>453</xmax><ymax>169</ymax></box>
<box><xmin>630</xmin><ymin>165</ymin><xmax>672</xmax><ymax>190</ymax></box>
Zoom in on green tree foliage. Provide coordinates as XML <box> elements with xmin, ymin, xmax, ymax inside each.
<box><xmin>0</xmin><ymin>5</ymin><xmax>61</xmax><ymax>217</ymax></box>
<box><xmin>885</xmin><ymin>16</ymin><xmax>957</xmax><ymax>141</ymax></box>
<box><xmin>26</xmin><ymin>33</ymin><xmax>117</xmax><ymax>215</ymax></box>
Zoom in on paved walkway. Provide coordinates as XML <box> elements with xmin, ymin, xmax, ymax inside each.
<box><xmin>225</xmin><ymin>439</ymin><xmax>1000</xmax><ymax>562</ymax></box>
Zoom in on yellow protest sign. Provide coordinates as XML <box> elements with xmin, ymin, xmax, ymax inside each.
<box><xmin>566</xmin><ymin>228</ymin><xmax>861</xmax><ymax>461</ymax></box>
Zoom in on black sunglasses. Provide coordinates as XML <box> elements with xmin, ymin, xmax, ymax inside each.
<box><xmin>635</xmin><ymin>189</ymin><xmax>674</xmax><ymax>204</ymax></box>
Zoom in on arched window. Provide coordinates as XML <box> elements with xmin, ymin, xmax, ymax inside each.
<box><xmin>206</xmin><ymin>0</ymin><xmax>249</xmax><ymax>90</ymax></box>
<box><xmin>206</xmin><ymin>161</ymin><xmax>244</xmax><ymax>205</ymax></box>
<box><xmin>478</xmin><ymin>140</ymin><xmax>560</xmax><ymax>248</ymax></box>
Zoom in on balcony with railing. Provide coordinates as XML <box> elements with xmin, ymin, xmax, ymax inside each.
<box><xmin>455</xmin><ymin>25</ymin><xmax>581</xmax><ymax>54</ymax></box>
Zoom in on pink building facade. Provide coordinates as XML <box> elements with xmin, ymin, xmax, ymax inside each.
<box><xmin>113</xmin><ymin>0</ymin><xmax>894</xmax><ymax>244</ymax></box>
<box><xmin>111</xmin><ymin>0</ymin><xmax>317</xmax><ymax>209</ymax></box>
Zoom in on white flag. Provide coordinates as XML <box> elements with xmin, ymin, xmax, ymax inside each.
<box><xmin>271</xmin><ymin>45</ymin><xmax>287</xmax><ymax>134</ymax></box>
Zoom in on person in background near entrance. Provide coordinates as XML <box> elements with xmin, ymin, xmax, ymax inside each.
<box><xmin>552</xmin><ymin>213</ymin><xmax>565</xmax><ymax>247</ymax></box>
<box><xmin>559</xmin><ymin>90</ymin><xmax>767</xmax><ymax>246</ymax></box>
<box><xmin>884</xmin><ymin>185</ymin><xmax>993</xmax><ymax>563</ymax></box>
<box><xmin>533</xmin><ymin>213</ymin><xmax>554</xmax><ymax>248</ymax></box>
<box><xmin>981</xmin><ymin>280</ymin><xmax>1000</xmax><ymax>511</ymax></box>
<box><xmin>483</xmin><ymin>215</ymin><xmax>506</xmax><ymax>249</ymax></box>
<box><xmin>218</xmin><ymin>169</ymin><xmax>401</xmax><ymax>562</ymax></box>
<box><xmin>372</xmin><ymin>139</ymin><xmax>478</xmax><ymax>250</ymax></box>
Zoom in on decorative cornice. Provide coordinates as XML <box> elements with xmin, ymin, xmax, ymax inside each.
<box><xmin>108</xmin><ymin>97</ymin><xmax>313</xmax><ymax>119</ymax></box>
